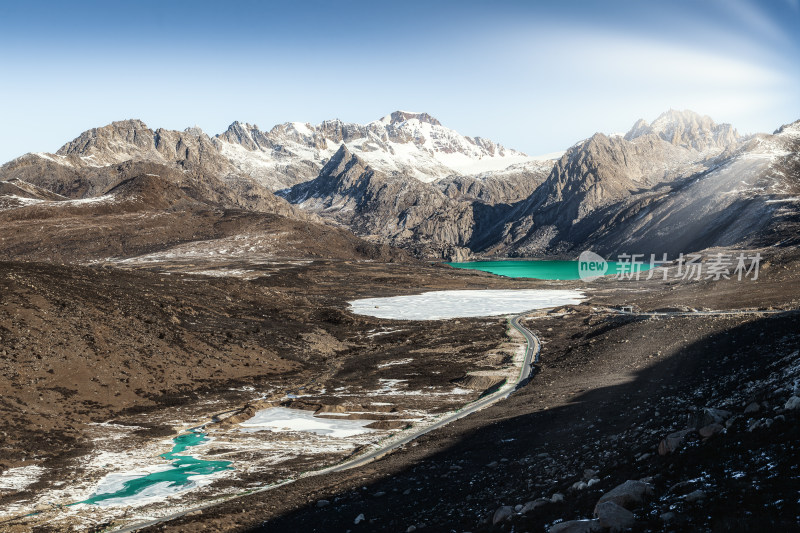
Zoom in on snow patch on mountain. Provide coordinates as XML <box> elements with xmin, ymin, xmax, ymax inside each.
<box><xmin>215</xmin><ymin>111</ymin><xmax>543</xmax><ymax>186</ymax></box>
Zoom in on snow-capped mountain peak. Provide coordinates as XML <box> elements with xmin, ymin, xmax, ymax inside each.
<box><xmin>373</xmin><ymin>110</ymin><xmax>443</xmax><ymax>127</ymax></box>
<box><xmin>624</xmin><ymin>109</ymin><xmax>739</xmax><ymax>152</ymax></box>
<box><xmin>11</xmin><ymin>112</ymin><xmax>551</xmax><ymax>191</ymax></box>
<box><xmin>213</xmin><ymin>111</ymin><xmax>545</xmax><ymax>187</ymax></box>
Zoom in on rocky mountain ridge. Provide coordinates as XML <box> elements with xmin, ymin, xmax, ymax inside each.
<box><xmin>2</xmin><ymin>110</ymin><xmax>797</xmax><ymax>261</ymax></box>
<box><xmin>1</xmin><ymin>111</ymin><xmax>551</xmax><ymax>193</ymax></box>
<box><xmin>281</xmin><ymin>110</ymin><xmax>799</xmax><ymax>259</ymax></box>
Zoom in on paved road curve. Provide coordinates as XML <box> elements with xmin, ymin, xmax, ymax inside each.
<box><xmin>113</xmin><ymin>314</ymin><xmax>541</xmax><ymax>532</ymax></box>
<box><xmin>325</xmin><ymin>315</ymin><xmax>540</xmax><ymax>472</ymax></box>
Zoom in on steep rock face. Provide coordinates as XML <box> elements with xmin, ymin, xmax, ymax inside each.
<box><xmin>55</xmin><ymin>119</ymin><xmax>234</xmax><ymax>178</ymax></box>
<box><xmin>0</xmin><ymin>122</ymin><xmax>304</xmax><ymax>218</ymax></box>
<box><xmin>495</xmin><ymin>117</ymin><xmax>796</xmax><ymax>257</ymax></box>
<box><xmin>279</xmin><ymin>111</ymin><xmax>797</xmax><ymax>259</ymax></box>
<box><xmin>282</xmin><ymin>146</ymin><xmax>476</xmax><ymax>259</ymax></box>
<box><xmin>3</xmin><ymin>110</ymin><xmax>793</xmax><ymax>260</ymax></box>
<box><xmin>474</xmin><ymin>130</ymin><xmax>711</xmax><ymax>254</ymax></box>
<box><xmin>624</xmin><ymin>109</ymin><xmax>739</xmax><ymax>152</ymax></box>
<box><xmin>56</xmin><ymin>119</ymin><xmax>157</xmax><ymax>165</ymax></box>
<box><xmin>436</xmin><ymin>161</ymin><xmax>552</xmax><ymax>205</ymax></box>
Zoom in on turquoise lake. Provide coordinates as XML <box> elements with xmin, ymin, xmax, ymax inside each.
<box><xmin>447</xmin><ymin>260</ymin><xmax>650</xmax><ymax>280</ymax></box>
<box><xmin>80</xmin><ymin>431</ymin><xmax>232</xmax><ymax>505</ymax></box>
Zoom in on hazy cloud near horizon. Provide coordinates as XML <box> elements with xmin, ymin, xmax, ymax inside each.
<box><xmin>0</xmin><ymin>0</ymin><xmax>798</xmax><ymax>162</ymax></box>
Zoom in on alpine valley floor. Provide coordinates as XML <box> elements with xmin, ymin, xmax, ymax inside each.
<box><xmin>136</xmin><ymin>250</ymin><xmax>800</xmax><ymax>533</ymax></box>
<box><xmin>2</xmin><ymin>247</ymin><xmax>799</xmax><ymax>533</ymax></box>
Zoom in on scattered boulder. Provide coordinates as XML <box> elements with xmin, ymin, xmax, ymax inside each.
<box><xmin>699</xmin><ymin>423</ymin><xmax>724</xmax><ymax>438</ymax></box>
<box><xmin>316</xmin><ymin>499</ymin><xmax>330</xmax><ymax>508</ymax></box>
<box><xmin>744</xmin><ymin>402</ymin><xmax>761</xmax><ymax>414</ymax></box>
<box><xmin>785</xmin><ymin>396</ymin><xmax>800</xmax><ymax>410</ymax></box>
<box><xmin>596</xmin><ymin>479</ymin><xmax>653</xmax><ymax>510</ymax></box>
<box><xmin>548</xmin><ymin>518</ymin><xmax>602</xmax><ymax>533</ymax></box>
<box><xmin>354</xmin><ymin>513</ymin><xmax>365</xmax><ymax>525</ymax></box>
<box><xmin>551</xmin><ymin>492</ymin><xmax>565</xmax><ymax>503</ymax></box>
<box><xmin>595</xmin><ymin>501</ymin><xmax>635</xmax><ymax>531</ymax></box>
<box><xmin>658</xmin><ymin>429</ymin><xmax>692</xmax><ymax>455</ymax></box>
<box><xmin>697</xmin><ymin>408</ymin><xmax>731</xmax><ymax>427</ymax></box>
<box><xmin>683</xmin><ymin>489</ymin><xmax>706</xmax><ymax>503</ymax></box>
<box><xmin>571</xmin><ymin>480</ymin><xmax>588</xmax><ymax>491</ymax></box>
<box><xmin>493</xmin><ymin>505</ymin><xmax>514</xmax><ymax>524</ymax></box>
<box><xmin>521</xmin><ymin>498</ymin><xmax>550</xmax><ymax>514</ymax></box>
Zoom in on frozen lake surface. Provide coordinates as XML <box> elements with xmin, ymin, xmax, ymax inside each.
<box><xmin>79</xmin><ymin>432</ymin><xmax>231</xmax><ymax>507</ymax></box>
<box><xmin>348</xmin><ymin>289</ymin><xmax>585</xmax><ymax>320</ymax></box>
<box><xmin>240</xmin><ymin>407</ymin><xmax>375</xmax><ymax>437</ymax></box>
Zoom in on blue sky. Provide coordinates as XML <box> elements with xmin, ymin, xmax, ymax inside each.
<box><xmin>1</xmin><ymin>0</ymin><xmax>798</xmax><ymax>163</ymax></box>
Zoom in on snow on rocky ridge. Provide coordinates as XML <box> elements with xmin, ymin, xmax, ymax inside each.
<box><xmin>215</xmin><ymin>110</ymin><xmax>550</xmax><ymax>186</ymax></box>
<box><xmin>8</xmin><ymin>112</ymin><xmax>554</xmax><ymax>191</ymax></box>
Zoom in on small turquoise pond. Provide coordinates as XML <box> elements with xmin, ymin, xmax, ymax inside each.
<box><xmin>447</xmin><ymin>260</ymin><xmax>650</xmax><ymax>280</ymax></box>
<box><xmin>80</xmin><ymin>432</ymin><xmax>232</xmax><ymax>505</ymax></box>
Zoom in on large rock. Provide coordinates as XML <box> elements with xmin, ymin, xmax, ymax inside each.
<box><xmin>785</xmin><ymin>396</ymin><xmax>800</xmax><ymax>410</ymax></box>
<box><xmin>658</xmin><ymin>429</ymin><xmax>692</xmax><ymax>455</ymax></box>
<box><xmin>596</xmin><ymin>480</ymin><xmax>653</xmax><ymax>510</ymax></box>
<box><xmin>548</xmin><ymin>519</ymin><xmax>602</xmax><ymax>533</ymax></box>
<box><xmin>493</xmin><ymin>505</ymin><xmax>514</xmax><ymax>524</ymax></box>
<box><xmin>744</xmin><ymin>402</ymin><xmax>761</xmax><ymax>414</ymax></box>
<box><xmin>521</xmin><ymin>498</ymin><xmax>550</xmax><ymax>514</ymax></box>
<box><xmin>699</xmin><ymin>423</ymin><xmax>724</xmax><ymax>438</ymax></box>
<box><xmin>698</xmin><ymin>407</ymin><xmax>732</xmax><ymax>427</ymax></box>
<box><xmin>595</xmin><ymin>501</ymin><xmax>635</xmax><ymax>531</ymax></box>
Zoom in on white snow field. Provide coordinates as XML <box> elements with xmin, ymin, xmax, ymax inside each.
<box><xmin>239</xmin><ymin>407</ymin><xmax>375</xmax><ymax>437</ymax></box>
<box><xmin>348</xmin><ymin>289</ymin><xmax>585</xmax><ymax>320</ymax></box>
<box><xmin>0</xmin><ymin>465</ymin><xmax>44</xmax><ymax>493</ymax></box>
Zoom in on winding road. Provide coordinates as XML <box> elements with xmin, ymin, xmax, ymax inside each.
<box><xmin>324</xmin><ymin>314</ymin><xmax>540</xmax><ymax>472</ymax></box>
<box><xmin>609</xmin><ymin>307</ymin><xmax>788</xmax><ymax>317</ymax></box>
<box><xmin>113</xmin><ymin>314</ymin><xmax>541</xmax><ymax>532</ymax></box>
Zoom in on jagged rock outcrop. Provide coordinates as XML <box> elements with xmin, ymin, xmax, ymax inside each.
<box><xmin>436</xmin><ymin>162</ymin><xmax>550</xmax><ymax>205</ymax></box>
<box><xmin>479</xmin><ymin>112</ymin><xmax>797</xmax><ymax>257</ymax></box>
<box><xmin>281</xmin><ymin>145</ymin><xmax>477</xmax><ymax>259</ymax></box>
<box><xmin>2</xmin><ymin>110</ymin><xmax>796</xmax><ymax>260</ymax></box>
<box><xmin>624</xmin><ymin>109</ymin><xmax>740</xmax><ymax>152</ymax></box>
<box><xmin>0</xmin><ymin>121</ymin><xmax>305</xmax><ymax>218</ymax></box>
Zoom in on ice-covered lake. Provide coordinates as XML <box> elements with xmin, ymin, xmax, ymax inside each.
<box><xmin>240</xmin><ymin>407</ymin><xmax>375</xmax><ymax>437</ymax></box>
<box><xmin>348</xmin><ymin>289</ymin><xmax>585</xmax><ymax>320</ymax></box>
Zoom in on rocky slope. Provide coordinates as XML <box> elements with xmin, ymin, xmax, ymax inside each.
<box><xmin>0</xmin><ymin>112</ymin><xmax>549</xmax><ymax>196</ymax></box>
<box><xmin>279</xmin><ymin>145</ymin><xmax>477</xmax><ymax>259</ymax></box>
<box><xmin>281</xmin><ymin>110</ymin><xmax>783</xmax><ymax>259</ymax></box>
<box><xmin>0</xmin><ymin>112</ymin><xmax>554</xmax><ymax>262</ymax></box>
<box><xmin>494</xmin><ymin>115</ymin><xmax>799</xmax><ymax>257</ymax></box>
<box><xmin>0</xmin><ymin>162</ymin><xmax>409</xmax><ymax>264</ymax></box>
<box><xmin>127</xmin><ymin>261</ymin><xmax>800</xmax><ymax>533</ymax></box>
<box><xmin>2</xmin><ymin>110</ymin><xmax>796</xmax><ymax>261</ymax></box>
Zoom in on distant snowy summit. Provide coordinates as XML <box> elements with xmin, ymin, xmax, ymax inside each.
<box><xmin>216</xmin><ymin>110</ymin><xmax>554</xmax><ymax>187</ymax></box>
<box><xmin>12</xmin><ymin>111</ymin><xmax>557</xmax><ymax>191</ymax></box>
<box><xmin>624</xmin><ymin>109</ymin><xmax>739</xmax><ymax>152</ymax></box>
